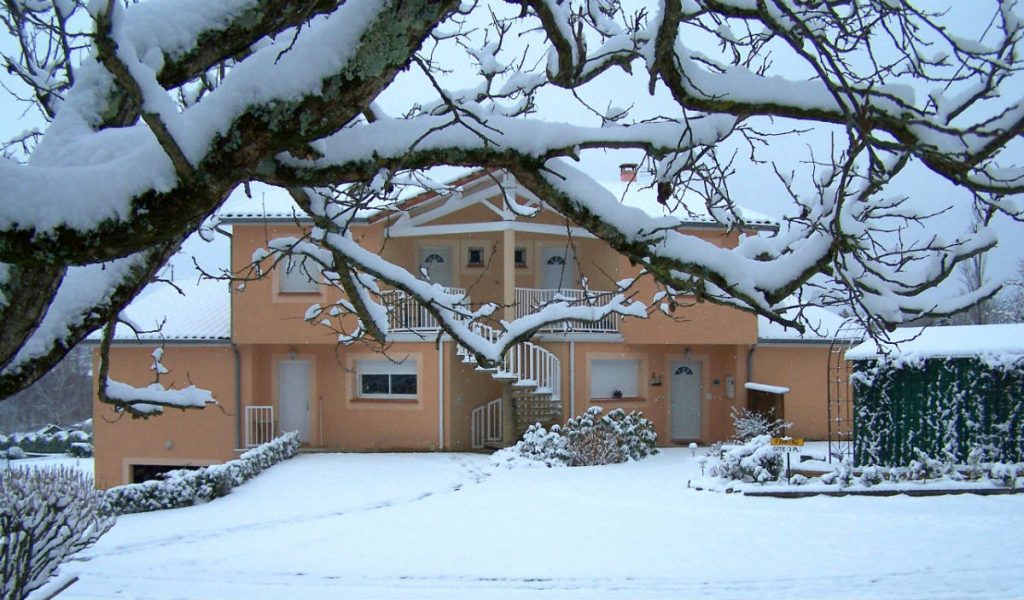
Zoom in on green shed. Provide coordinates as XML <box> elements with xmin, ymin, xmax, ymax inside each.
<box><xmin>845</xmin><ymin>324</ymin><xmax>1024</xmax><ymax>466</ymax></box>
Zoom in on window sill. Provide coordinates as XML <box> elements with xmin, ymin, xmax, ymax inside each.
<box><xmin>277</xmin><ymin>290</ymin><xmax>322</xmax><ymax>296</ymax></box>
<box><xmin>351</xmin><ymin>397</ymin><xmax>419</xmax><ymax>404</ymax></box>
<box><xmin>591</xmin><ymin>396</ymin><xmax>646</xmax><ymax>402</ymax></box>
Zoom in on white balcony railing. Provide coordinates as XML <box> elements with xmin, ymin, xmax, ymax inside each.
<box><xmin>244</xmin><ymin>405</ymin><xmax>275</xmax><ymax>448</ymax></box>
<box><xmin>514</xmin><ymin>288</ymin><xmax>620</xmax><ymax>333</ymax></box>
<box><xmin>382</xmin><ymin>287</ymin><xmax>467</xmax><ymax>332</ymax></box>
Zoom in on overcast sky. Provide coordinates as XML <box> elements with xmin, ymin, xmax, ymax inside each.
<box><xmin>2</xmin><ymin>1</ymin><xmax>1021</xmax><ymax>292</ymax></box>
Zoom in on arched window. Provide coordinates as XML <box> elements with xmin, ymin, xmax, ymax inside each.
<box><xmin>674</xmin><ymin>365</ymin><xmax>694</xmax><ymax>376</ymax></box>
<box><xmin>546</xmin><ymin>255</ymin><xmax>565</xmax><ymax>265</ymax></box>
<box><xmin>423</xmin><ymin>253</ymin><xmax>446</xmax><ymax>265</ymax></box>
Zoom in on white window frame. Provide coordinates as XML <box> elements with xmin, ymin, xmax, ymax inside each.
<box><xmin>590</xmin><ymin>359</ymin><xmax>640</xmax><ymax>399</ymax></box>
<box><xmin>357</xmin><ymin>359</ymin><xmax>418</xmax><ymax>399</ymax></box>
<box><xmin>279</xmin><ymin>255</ymin><xmax>321</xmax><ymax>294</ymax></box>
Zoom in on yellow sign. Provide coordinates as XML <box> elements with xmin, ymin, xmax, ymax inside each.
<box><xmin>771</xmin><ymin>437</ymin><xmax>805</xmax><ymax>448</ymax></box>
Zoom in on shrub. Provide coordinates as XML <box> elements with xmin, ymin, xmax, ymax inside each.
<box><xmin>1</xmin><ymin>467</ymin><xmax>115</xmax><ymax>600</ymax></box>
<box><xmin>729</xmin><ymin>407</ymin><xmax>791</xmax><ymax>442</ymax></box>
<box><xmin>512</xmin><ymin>423</ymin><xmax>570</xmax><ymax>467</ymax></box>
<box><xmin>5</xmin><ymin>446</ymin><xmax>25</xmax><ymax>460</ymax></box>
<box><xmin>562</xmin><ymin>407</ymin><xmax>658</xmax><ymax>466</ymax></box>
<box><xmin>106</xmin><ymin>431</ymin><xmax>301</xmax><ymax>515</ymax></box>
<box><xmin>0</xmin><ymin>428</ymin><xmax>93</xmax><ymax>456</ymax></box>
<box><xmin>711</xmin><ymin>435</ymin><xmax>784</xmax><ymax>483</ymax></box>
<box><xmin>68</xmin><ymin>442</ymin><xmax>94</xmax><ymax>458</ymax></box>
<box><xmin>501</xmin><ymin>408</ymin><xmax>658</xmax><ymax>467</ymax></box>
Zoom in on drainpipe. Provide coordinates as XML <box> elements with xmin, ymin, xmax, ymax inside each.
<box><xmin>569</xmin><ymin>340</ymin><xmax>576</xmax><ymax>418</ymax></box>
<box><xmin>746</xmin><ymin>343</ymin><xmax>757</xmax><ymax>380</ymax></box>
<box><xmin>233</xmin><ymin>343</ymin><xmax>242</xmax><ymax>450</ymax></box>
<box><xmin>438</xmin><ymin>340</ymin><xmax>445</xmax><ymax>449</ymax></box>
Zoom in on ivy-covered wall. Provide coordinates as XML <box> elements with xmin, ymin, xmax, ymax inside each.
<box><xmin>852</xmin><ymin>356</ymin><xmax>1024</xmax><ymax>466</ymax></box>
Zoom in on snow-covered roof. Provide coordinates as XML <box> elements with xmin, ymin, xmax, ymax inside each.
<box><xmin>218</xmin><ymin>173</ymin><xmax>779</xmax><ymax>230</ymax></box>
<box><xmin>89</xmin><ymin>279</ymin><xmax>231</xmax><ymax>343</ymax></box>
<box><xmin>745</xmin><ymin>382</ymin><xmax>790</xmax><ymax>394</ymax></box>
<box><xmin>606</xmin><ymin>180</ymin><xmax>778</xmax><ymax>230</ymax></box>
<box><xmin>845</xmin><ymin>324</ymin><xmax>1024</xmax><ymax>361</ymax></box>
<box><xmin>757</xmin><ymin>306</ymin><xmax>861</xmax><ymax>344</ymax></box>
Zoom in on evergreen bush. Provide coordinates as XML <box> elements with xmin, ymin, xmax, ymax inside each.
<box><xmin>710</xmin><ymin>435</ymin><xmax>784</xmax><ymax>483</ymax></box>
<box><xmin>106</xmin><ymin>431</ymin><xmax>301</xmax><ymax>515</ymax></box>
<box><xmin>503</xmin><ymin>407</ymin><xmax>658</xmax><ymax>467</ymax></box>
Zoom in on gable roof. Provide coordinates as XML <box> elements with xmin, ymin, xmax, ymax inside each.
<box><xmin>88</xmin><ymin>279</ymin><xmax>231</xmax><ymax>343</ymax></box>
<box><xmin>217</xmin><ymin>170</ymin><xmax>779</xmax><ymax>232</ymax></box>
<box><xmin>845</xmin><ymin>324</ymin><xmax>1024</xmax><ymax>361</ymax></box>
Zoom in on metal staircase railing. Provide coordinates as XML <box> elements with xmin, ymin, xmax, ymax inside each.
<box><xmin>456</xmin><ymin>322</ymin><xmax>560</xmax><ymax>400</ymax></box>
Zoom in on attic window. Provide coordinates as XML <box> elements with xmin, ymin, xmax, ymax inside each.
<box><xmin>514</xmin><ymin>247</ymin><xmax>527</xmax><ymax>267</ymax></box>
<box><xmin>467</xmin><ymin>247</ymin><xmax>484</xmax><ymax>266</ymax></box>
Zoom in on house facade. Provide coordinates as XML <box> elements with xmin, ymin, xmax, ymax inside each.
<box><xmin>91</xmin><ymin>170</ymin><xmax>846</xmax><ymax>488</ymax></box>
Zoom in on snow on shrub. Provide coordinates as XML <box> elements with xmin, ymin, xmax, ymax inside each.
<box><xmin>68</xmin><ymin>442</ymin><xmax>94</xmax><ymax>458</ymax></box>
<box><xmin>0</xmin><ymin>427</ymin><xmax>93</xmax><ymax>456</ymax></box>
<box><xmin>710</xmin><ymin>435</ymin><xmax>784</xmax><ymax>483</ymax></box>
<box><xmin>1</xmin><ymin>467</ymin><xmax>115</xmax><ymax>600</ymax></box>
<box><xmin>5</xmin><ymin>446</ymin><xmax>26</xmax><ymax>460</ymax></box>
<box><xmin>106</xmin><ymin>431</ymin><xmax>301</xmax><ymax>515</ymax></box>
<box><xmin>497</xmin><ymin>408</ymin><xmax>658</xmax><ymax>467</ymax></box>
<box><xmin>729</xmin><ymin>407</ymin><xmax>791</xmax><ymax>442</ymax></box>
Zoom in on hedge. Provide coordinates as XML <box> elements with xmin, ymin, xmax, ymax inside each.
<box><xmin>105</xmin><ymin>432</ymin><xmax>301</xmax><ymax>515</ymax></box>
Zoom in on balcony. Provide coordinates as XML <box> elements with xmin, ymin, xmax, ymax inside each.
<box><xmin>514</xmin><ymin>287</ymin><xmax>620</xmax><ymax>333</ymax></box>
<box><xmin>382</xmin><ymin>288</ymin><xmax>468</xmax><ymax>332</ymax></box>
<box><xmin>382</xmin><ymin>287</ymin><xmax>620</xmax><ymax>334</ymax></box>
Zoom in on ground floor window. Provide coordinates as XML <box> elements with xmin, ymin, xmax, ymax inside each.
<box><xmin>131</xmin><ymin>464</ymin><xmax>199</xmax><ymax>484</ymax></box>
<box><xmin>590</xmin><ymin>358</ymin><xmax>640</xmax><ymax>398</ymax></box>
<box><xmin>358</xmin><ymin>359</ymin><xmax>418</xmax><ymax>399</ymax></box>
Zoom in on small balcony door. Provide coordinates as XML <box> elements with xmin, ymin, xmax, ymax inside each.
<box><xmin>278</xmin><ymin>359</ymin><xmax>311</xmax><ymax>442</ymax></box>
<box><xmin>541</xmin><ymin>246</ymin><xmax>575</xmax><ymax>290</ymax></box>
<box><xmin>419</xmin><ymin>246</ymin><xmax>453</xmax><ymax>287</ymax></box>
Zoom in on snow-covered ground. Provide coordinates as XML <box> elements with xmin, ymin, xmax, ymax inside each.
<box><xmin>58</xmin><ymin>450</ymin><xmax>1024</xmax><ymax>599</ymax></box>
<box><xmin>4</xmin><ymin>453</ymin><xmax>94</xmax><ymax>476</ymax></box>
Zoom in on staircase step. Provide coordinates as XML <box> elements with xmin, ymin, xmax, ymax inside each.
<box><xmin>511</xmin><ymin>379</ymin><xmax>539</xmax><ymax>389</ymax></box>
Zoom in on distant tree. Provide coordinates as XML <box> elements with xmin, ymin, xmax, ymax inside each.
<box><xmin>0</xmin><ymin>346</ymin><xmax>90</xmax><ymax>433</ymax></box>
<box><xmin>1</xmin><ymin>1</ymin><xmax>1023</xmax><ymax>415</ymax></box>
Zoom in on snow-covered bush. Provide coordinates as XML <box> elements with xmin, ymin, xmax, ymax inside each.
<box><xmin>5</xmin><ymin>446</ymin><xmax>25</xmax><ymax>460</ymax></box>
<box><xmin>498</xmin><ymin>408</ymin><xmax>657</xmax><ymax>467</ymax></box>
<box><xmin>106</xmin><ymin>431</ymin><xmax>300</xmax><ymax>515</ymax></box>
<box><xmin>562</xmin><ymin>407</ymin><xmax>658</xmax><ymax>466</ymax></box>
<box><xmin>729</xmin><ymin>407</ymin><xmax>791</xmax><ymax>443</ymax></box>
<box><xmin>0</xmin><ymin>428</ymin><xmax>93</xmax><ymax>456</ymax></box>
<box><xmin>1</xmin><ymin>467</ymin><xmax>114</xmax><ymax>600</ymax></box>
<box><xmin>711</xmin><ymin>435</ymin><xmax>784</xmax><ymax>483</ymax></box>
<box><xmin>68</xmin><ymin>442</ymin><xmax>93</xmax><ymax>458</ymax></box>
<box><xmin>512</xmin><ymin>423</ymin><xmax>570</xmax><ymax>467</ymax></box>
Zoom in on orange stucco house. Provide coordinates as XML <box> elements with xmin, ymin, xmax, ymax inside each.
<box><xmin>90</xmin><ymin>169</ymin><xmax>851</xmax><ymax>488</ymax></box>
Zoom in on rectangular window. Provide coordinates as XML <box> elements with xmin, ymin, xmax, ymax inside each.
<box><xmin>514</xmin><ymin>247</ymin><xmax>527</xmax><ymax>267</ymax></box>
<box><xmin>357</xmin><ymin>359</ymin><xmax>418</xmax><ymax>399</ymax></box>
<box><xmin>467</xmin><ymin>247</ymin><xmax>484</xmax><ymax>266</ymax></box>
<box><xmin>279</xmin><ymin>255</ymin><xmax>321</xmax><ymax>293</ymax></box>
<box><xmin>590</xmin><ymin>359</ymin><xmax>640</xmax><ymax>399</ymax></box>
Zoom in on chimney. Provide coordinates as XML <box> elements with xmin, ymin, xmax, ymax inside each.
<box><xmin>619</xmin><ymin>163</ymin><xmax>638</xmax><ymax>183</ymax></box>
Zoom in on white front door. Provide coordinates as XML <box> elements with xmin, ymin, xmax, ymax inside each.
<box><xmin>670</xmin><ymin>360</ymin><xmax>702</xmax><ymax>440</ymax></box>
<box><xmin>419</xmin><ymin>246</ymin><xmax>453</xmax><ymax>287</ymax></box>
<box><xmin>278</xmin><ymin>359</ymin><xmax>311</xmax><ymax>442</ymax></box>
<box><xmin>541</xmin><ymin>246</ymin><xmax>575</xmax><ymax>290</ymax></box>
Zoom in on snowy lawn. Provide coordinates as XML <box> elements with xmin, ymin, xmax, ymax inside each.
<box><xmin>4</xmin><ymin>454</ymin><xmax>94</xmax><ymax>476</ymax></box>
<box><xmin>61</xmin><ymin>450</ymin><xmax>1024</xmax><ymax>599</ymax></box>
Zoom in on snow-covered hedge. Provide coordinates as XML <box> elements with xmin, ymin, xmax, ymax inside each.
<box><xmin>497</xmin><ymin>407</ymin><xmax>658</xmax><ymax>467</ymax></box>
<box><xmin>0</xmin><ymin>428</ymin><xmax>92</xmax><ymax>456</ymax></box>
<box><xmin>710</xmin><ymin>435</ymin><xmax>785</xmax><ymax>483</ymax></box>
<box><xmin>1</xmin><ymin>467</ymin><xmax>114</xmax><ymax>600</ymax></box>
<box><xmin>106</xmin><ymin>432</ymin><xmax>301</xmax><ymax>515</ymax></box>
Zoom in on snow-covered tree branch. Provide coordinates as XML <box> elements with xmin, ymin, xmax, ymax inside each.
<box><xmin>1</xmin><ymin>0</ymin><xmax>1023</xmax><ymax>403</ymax></box>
